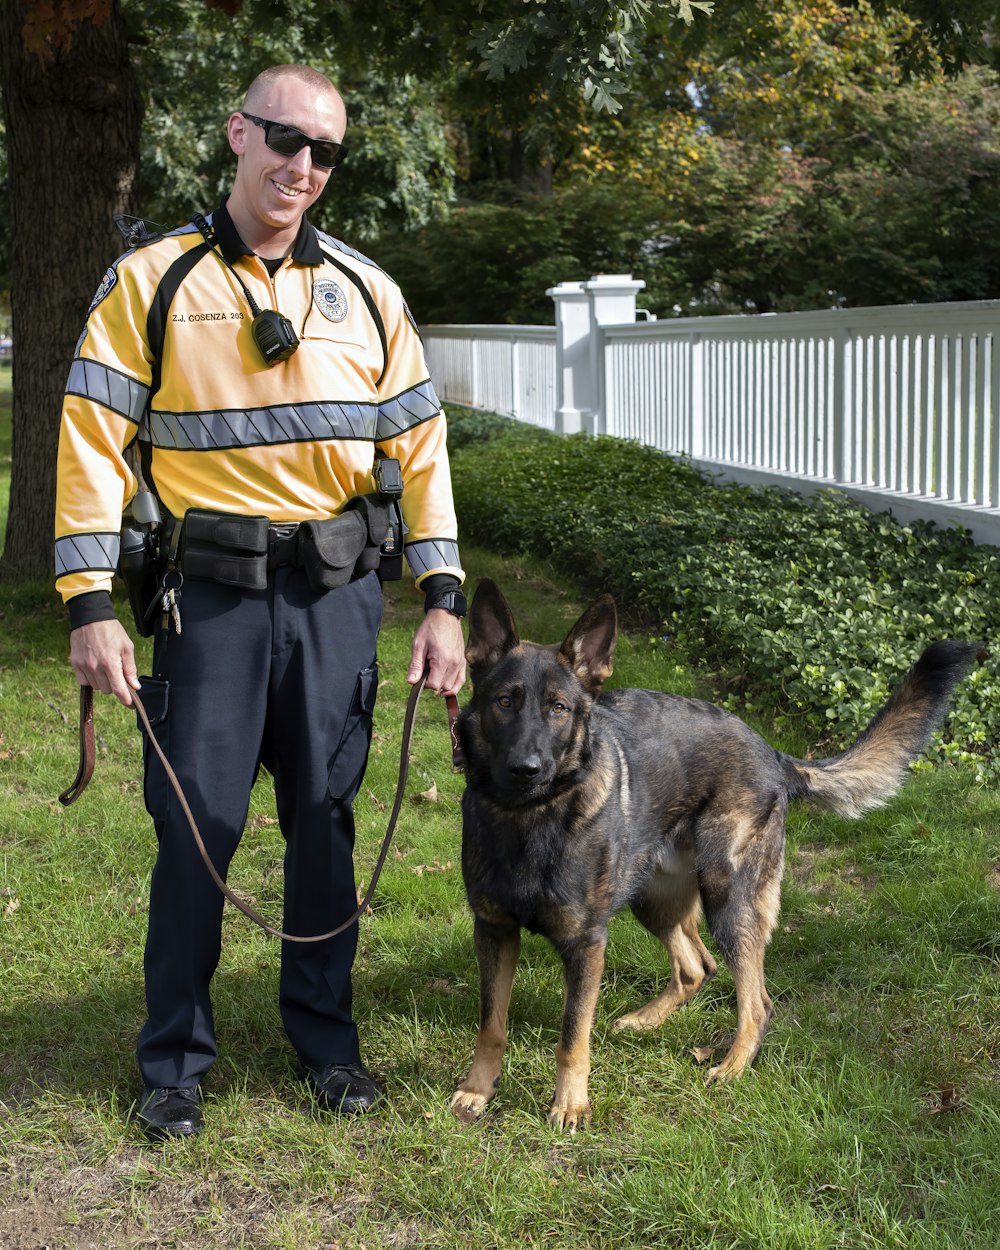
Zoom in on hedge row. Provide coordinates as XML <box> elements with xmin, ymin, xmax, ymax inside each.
<box><xmin>447</xmin><ymin>409</ymin><xmax>998</xmax><ymax>776</ymax></box>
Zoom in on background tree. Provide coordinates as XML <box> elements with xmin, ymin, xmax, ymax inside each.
<box><xmin>0</xmin><ymin>0</ymin><xmax>141</xmax><ymax>583</ymax></box>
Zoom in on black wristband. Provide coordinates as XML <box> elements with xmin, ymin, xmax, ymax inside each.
<box><xmin>421</xmin><ymin>573</ymin><xmax>460</xmax><ymax>612</ymax></box>
<box><xmin>68</xmin><ymin>590</ymin><xmax>118</xmax><ymax>630</ymax></box>
<box><xmin>425</xmin><ymin>586</ymin><xmax>467</xmax><ymax>619</ymax></box>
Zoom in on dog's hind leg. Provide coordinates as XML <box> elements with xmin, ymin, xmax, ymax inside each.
<box><xmin>699</xmin><ymin>808</ymin><xmax>785</xmax><ymax>1084</ymax></box>
<box><xmin>450</xmin><ymin>917</ymin><xmax>521</xmax><ymax>1122</ymax></box>
<box><xmin>549</xmin><ymin>933</ymin><xmax>608</xmax><ymax>1133</ymax></box>
<box><xmin>614</xmin><ymin>862</ymin><xmax>717</xmax><ymax>1032</ymax></box>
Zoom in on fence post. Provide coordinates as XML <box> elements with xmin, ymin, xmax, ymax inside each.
<box><xmin>832</xmin><ymin>324</ymin><xmax>852</xmax><ymax>484</ymax></box>
<box><xmin>548</xmin><ymin>280</ymin><xmax>593</xmax><ymax>434</ymax></box>
<box><xmin>689</xmin><ymin>332</ymin><xmax>704</xmax><ymax>458</ymax></box>
<box><xmin>584</xmin><ymin>274</ymin><xmax>645</xmax><ymax>435</ymax></box>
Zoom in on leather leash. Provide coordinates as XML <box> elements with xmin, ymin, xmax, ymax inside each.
<box><xmin>60</xmin><ymin>678</ymin><xmax>464</xmax><ymax>943</ymax></box>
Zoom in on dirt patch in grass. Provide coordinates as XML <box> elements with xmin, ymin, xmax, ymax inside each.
<box><xmin>0</xmin><ymin>1157</ymin><xmax>290</xmax><ymax>1250</ymax></box>
<box><xmin>789</xmin><ymin>845</ymin><xmax>880</xmax><ymax>893</ymax></box>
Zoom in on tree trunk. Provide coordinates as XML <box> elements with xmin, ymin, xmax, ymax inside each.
<box><xmin>0</xmin><ymin>0</ymin><xmax>141</xmax><ymax>584</ymax></box>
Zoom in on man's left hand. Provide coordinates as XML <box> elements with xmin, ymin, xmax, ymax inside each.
<box><xmin>408</xmin><ymin>609</ymin><xmax>466</xmax><ymax>697</ymax></box>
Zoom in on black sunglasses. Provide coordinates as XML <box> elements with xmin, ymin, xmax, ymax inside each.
<box><xmin>240</xmin><ymin>112</ymin><xmax>348</xmax><ymax>170</ymax></box>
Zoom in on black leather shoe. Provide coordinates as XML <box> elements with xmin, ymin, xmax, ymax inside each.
<box><xmin>303</xmin><ymin>1062</ymin><xmax>382</xmax><ymax>1115</ymax></box>
<box><xmin>137</xmin><ymin>1086</ymin><xmax>203</xmax><ymax>1141</ymax></box>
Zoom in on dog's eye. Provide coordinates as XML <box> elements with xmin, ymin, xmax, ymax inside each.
<box><xmin>497</xmin><ymin>694</ymin><xmax>512</xmax><ymax>709</ymax></box>
<box><xmin>550</xmin><ymin>701</ymin><xmax>568</xmax><ymax>716</ymax></box>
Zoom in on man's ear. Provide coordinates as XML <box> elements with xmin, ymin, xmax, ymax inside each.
<box><xmin>227</xmin><ymin>112</ymin><xmax>248</xmax><ymax>158</ymax></box>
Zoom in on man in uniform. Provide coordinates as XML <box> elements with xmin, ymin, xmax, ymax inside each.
<box><xmin>54</xmin><ymin>64</ymin><xmax>467</xmax><ymax>1141</ymax></box>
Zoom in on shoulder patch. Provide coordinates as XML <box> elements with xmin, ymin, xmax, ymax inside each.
<box><xmin>88</xmin><ymin>266</ymin><xmax>118</xmax><ymax>315</ymax></box>
<box><xmin>403</xmin><ymin>299</ymin><xmax>421</xmax><ymax>336</ymax></box>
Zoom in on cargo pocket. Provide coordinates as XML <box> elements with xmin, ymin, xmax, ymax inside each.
<box><xmin>135</xmin><ymin>676</ymin><xmax>170</xmax><ymax>820</ymax></box>
<box><xmin>327</xmin><ymin>664</ymin><xmax>379</xmax><ymax>801</ymax></box>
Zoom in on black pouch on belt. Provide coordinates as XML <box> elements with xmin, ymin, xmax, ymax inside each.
<box><xmin>298</xmin><ymin>509</ymin><xmax>370</xmax><ymax>592</ymax></box>
<box><xmin>181</xmin><ymin>508</ymin><xmax>270</xmax><ymax>590</ymax></box>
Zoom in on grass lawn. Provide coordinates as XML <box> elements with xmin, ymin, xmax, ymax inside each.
<box><xmin>1</xmin><ymin>384</ymin><xmax>998</xmax><ymax>1247</ymax></box>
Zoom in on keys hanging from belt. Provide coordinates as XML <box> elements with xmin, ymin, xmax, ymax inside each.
<box><xmin>160</xmin><ymin>572</ymin><xmax>183</xmax><ymax>634</ymax></box>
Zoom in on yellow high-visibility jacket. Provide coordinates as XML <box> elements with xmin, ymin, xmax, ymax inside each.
<box><xmin>55</xmin><ymin>203</ymin><xmax>463</xmax><ymax>616</ymax></box>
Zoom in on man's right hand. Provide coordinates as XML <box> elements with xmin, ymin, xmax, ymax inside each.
<box><xmin>69</xmin><ymin>618</ymin><xmax>141</xmax><ymax>707</ymax></box>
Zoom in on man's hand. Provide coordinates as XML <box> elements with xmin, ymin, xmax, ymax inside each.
<box><xmin>69</xmin><ymin>618</ymin><xmax>141</xmax><ymax>707</ymax></box>
<box><xmin>408</xmin><ymin>608</ymin><xmax>466</xmax><ymax>697</ymax></box>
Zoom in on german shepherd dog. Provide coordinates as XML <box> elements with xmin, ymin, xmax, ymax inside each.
<box><xmin>449</xmin><ymin>580</ymin><xmax>974</xmax><ymax>1131</ymax></box>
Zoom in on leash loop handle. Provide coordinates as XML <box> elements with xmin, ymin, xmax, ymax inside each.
<box><xmin>58</xmin><ymin>686</ymin><xmax>95</xmax><ymax>806</ymax></box>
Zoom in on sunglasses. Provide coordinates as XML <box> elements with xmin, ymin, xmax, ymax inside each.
<box><xmin>240</xmin><ymin>112</ymin><xmax>348</xmax><ymax>170</ymax></box>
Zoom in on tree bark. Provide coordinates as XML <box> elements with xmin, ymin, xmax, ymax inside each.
<box><xmin>0</xmin><ymin>0</ymin><xmax>141</xmax><ymax>584</ymax></box>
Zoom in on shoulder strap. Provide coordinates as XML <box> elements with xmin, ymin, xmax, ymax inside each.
<box><xmin>137</xmin><ymin>241</ymin><xmax>212</xmax><ymax>496</ymax></box>
<box><xmin>319</xmin><ymin>248</ymin><xmax>389</xmax><ymax>388</ymax></box>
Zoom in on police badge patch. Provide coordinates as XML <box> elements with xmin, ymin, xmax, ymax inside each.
<box><xmin>313</xmin><ymin>278</ymin><xmax>348</xmax><ymax>322</ymax></box>
<box><xmin>89</xmin><ymin>267</ymin><xmax>118</xmax><ymax>315</ymax></box>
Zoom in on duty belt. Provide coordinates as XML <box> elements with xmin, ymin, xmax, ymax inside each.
<box><xmin>267</xmin><ymin>522</ymin><xmax>301</xmax><ymax>570</ymax></box>
<box><xmin>174</xmin><ymin>501</ymin><xmax>391</xmax><ymax>593</ymax></box>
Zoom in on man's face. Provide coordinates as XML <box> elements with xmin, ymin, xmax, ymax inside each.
<box><xmin>227</xmin><ymin>76</ymin><xmax>346</xmax><ymax>247</ymax></box>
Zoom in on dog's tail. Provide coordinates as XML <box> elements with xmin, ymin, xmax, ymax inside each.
<box><xmin>783</xmin><ymin>640</ymin><xmax>976</xmax><ymax>819</ymax></box>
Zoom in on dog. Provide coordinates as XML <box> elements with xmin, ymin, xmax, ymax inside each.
<box><xmin>448</xmin><ymin>579</ymin><xmax>974</xmax><ymax>1131</ymax></box>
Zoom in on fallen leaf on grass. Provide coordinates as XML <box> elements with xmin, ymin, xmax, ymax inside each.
<box><xmin>366</xmin><ymin>787</ymin><xmax>386</xmax><ymax>813</ymax></box>
<box><xmin>412</xmin><ymin>783</ymin><xmax>439</xmax><ymax>803</ymax></box>
<box><xmin>411</xmin><ymin>859</ymin><xmax>452</xmax><ymax>876</ymax></box>
<box><xmin>691</xmin><ymin>1045</ymin><xmax>716</xmax><ymax>1065</ymax></box>
<box><xmin>927</xmin><ymin>1084</ymin><xmax>963</xmax><ymax>1115</ymax></box>
<box><xmin>4</xmin><ymin>895</ymin><xmax>20</xmax><ymax>917</ymax></box>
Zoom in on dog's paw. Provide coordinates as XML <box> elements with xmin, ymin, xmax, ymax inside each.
<box><xmin>547</xmin><ymin>1100</ymin><xmax>591</xmax><ymax>1134</ymax></box>
<box><xmin>704</xmin><ymin>1050</ymin><xmax>751</xmax><ymax>1086</ymax></box>
<box><xmin>449</xmin><ymin>1089</ymin><xmax>491</xmax><ymax>1123</ymax></box>
<box><xmin>612</xmin><ymin>1008</ymin><xmax>660</xmax><ymax>1033</ymax></box>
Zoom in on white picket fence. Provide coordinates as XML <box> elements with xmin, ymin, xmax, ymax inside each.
<box><xmin>423</xmin><ymin>289</ymin><xmax>1000</xmax><ymax>546</ymax></box>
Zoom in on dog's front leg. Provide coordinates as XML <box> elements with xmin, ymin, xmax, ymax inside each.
<box><xmin>450</xmin><ymin>916</ymin><xmax>521</xmax><ymax>1122</ymax></box>
<box><xmin>549</xmin><ymin>933</ymin><xmax>607</xmax><ymax>1133</ymax></box>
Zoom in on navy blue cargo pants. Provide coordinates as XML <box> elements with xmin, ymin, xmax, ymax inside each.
<box><xmin>135</xmin><ymin>565</ymin><xmax>383</xmax><ymax>1089</ymax></box>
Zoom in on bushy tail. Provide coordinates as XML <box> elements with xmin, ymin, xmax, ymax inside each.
<box><xmin>784</xmin><ymin>641</ymin><xmax>976</xmax><ymax>819</ymax></box>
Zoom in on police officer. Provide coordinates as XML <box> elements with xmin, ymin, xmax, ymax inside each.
<box><xmin>55</xmin><ymin>64</ymin><xmax>467</xmax><ymax>1140</ymax></box>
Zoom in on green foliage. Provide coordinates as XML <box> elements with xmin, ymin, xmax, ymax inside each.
<box><xmin>371</xmin><ymin>1</ymin><xmax>1000</xmax><ymax>320</ymax></box>
<box><xmin>449</xmin><ymin>411</ymin><xmax>1000</xmax><ymax>774</ymax></box>
<box><xmin>125</xmin><ymin>1</ymin><xmax>456</xmax><ymax>242</ymax></box>
<box><xmin>371</xmin><ymin>182</ymin><xmax>678</xmax><ymax>323</ymax></box>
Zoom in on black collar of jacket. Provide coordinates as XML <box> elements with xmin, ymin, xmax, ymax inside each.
<box><xmin>212</xmin><ymin>199</ymin><xmax>324</xmax><ymax>266</ymax></box>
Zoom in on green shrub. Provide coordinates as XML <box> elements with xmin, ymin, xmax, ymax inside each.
<box><xmin>448</xmin><ymin>411</ymin><xmax>999</xmax><ymax>775</ymax></box>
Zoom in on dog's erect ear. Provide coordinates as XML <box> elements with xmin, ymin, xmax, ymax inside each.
<box><xmin>466</xmin><ymin>579</ymin><xmax>520</xmax><ymax>677</ymax></box>
<box><xmin>559</xmin><ymin>595</ymin><xmax>618</xmax><ymax>692</ymax></box>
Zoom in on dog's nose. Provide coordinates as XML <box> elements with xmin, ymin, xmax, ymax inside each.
<box><xmin>509</xmin><ymin>754</ymin><xmax>542</xmax><ymax>779</ymax></box>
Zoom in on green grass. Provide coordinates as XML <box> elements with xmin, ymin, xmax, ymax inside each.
<box><xmin>2</xmin><ymin>388</ymin><xmax>999</xmax><ymax>1247</ymax></box>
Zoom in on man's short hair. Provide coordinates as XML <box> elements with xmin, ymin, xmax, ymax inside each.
<box><xmin>243</xmin><ymin>64</ymin><xmax>340</xmax><ymax>112</ymax></box>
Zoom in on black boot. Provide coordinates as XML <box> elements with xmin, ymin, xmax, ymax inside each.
<box><xmin>137</xmin><ymin>1086</ymin><xmax>203</xmax><ymax>1141</ymax></box>
<box><xmin>302</xmin><ymin>1063</ymin><xmax>382</xmax><ymax>1114</ymax></box>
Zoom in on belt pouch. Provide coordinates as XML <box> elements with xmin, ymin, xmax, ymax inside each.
<box><xmin>118</xmin><ymin>525</ymin><xmax>160</xmax><ymax>637</ymax></box>
<box><xmin>181</xmin><ymin>508</ymin><xmax>269</xmax><ymax>590</ymax></box>
<box><xmin>299</xmin><ymin>512</ymin><xmax>369</xmax><ymax>592</ymax></box>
